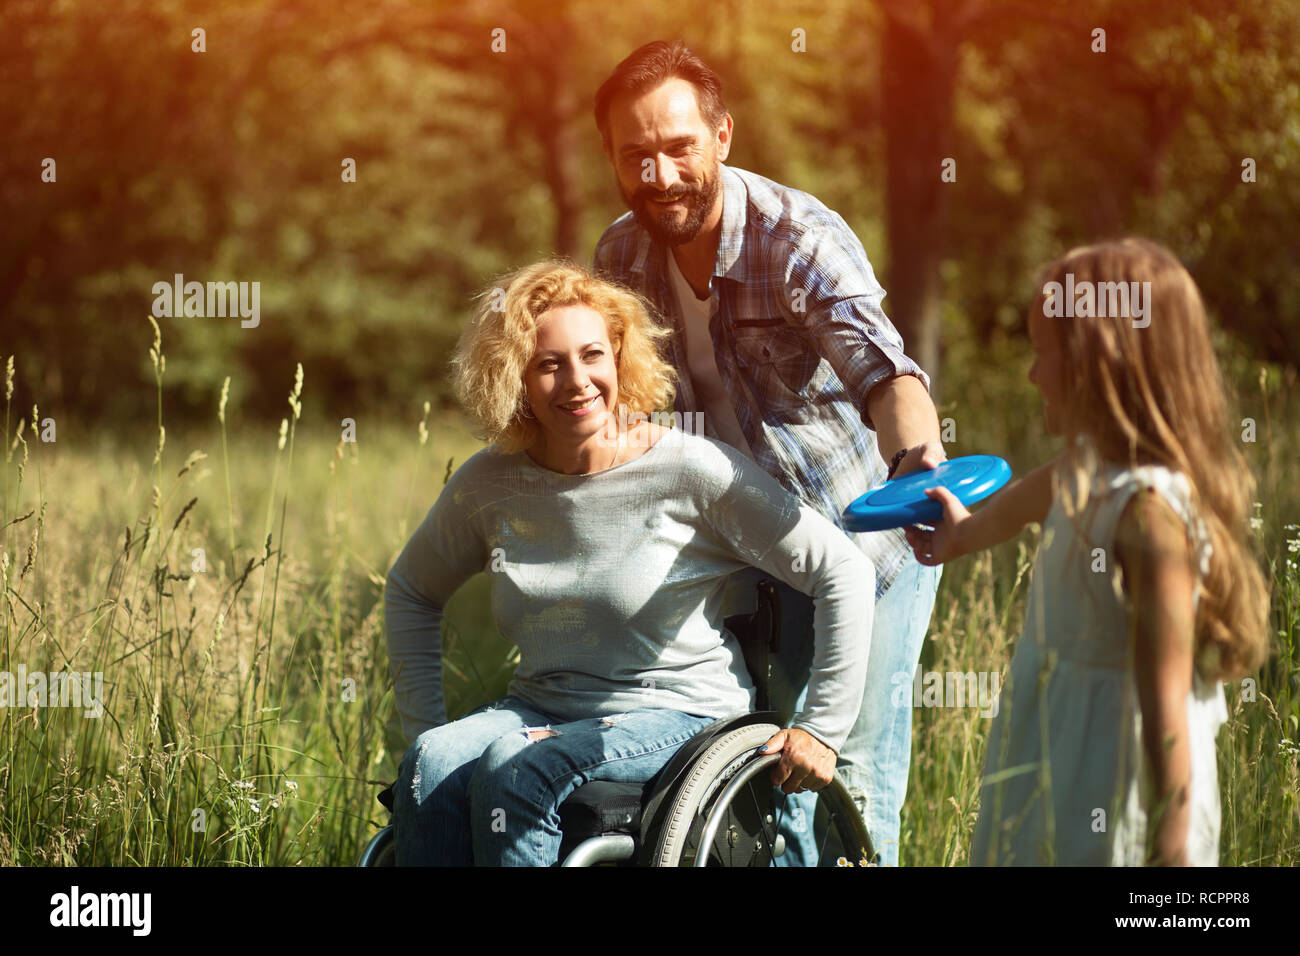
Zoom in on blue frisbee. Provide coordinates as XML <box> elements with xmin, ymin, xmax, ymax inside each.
<box><xmin>843</xmin><ymin>454</ymin><xmax>1012</xmax><ymax>532</ymax></box>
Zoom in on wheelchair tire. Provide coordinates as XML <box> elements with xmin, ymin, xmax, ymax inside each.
<box><xmin>651</xmin><ymin>722</ymin><xmax>875</xmax><ymax>867</ymax></box>
<box><xmin>358</xmin><ymin>824</ymin><xmax>396</xmax><ymax>867</ymax></box>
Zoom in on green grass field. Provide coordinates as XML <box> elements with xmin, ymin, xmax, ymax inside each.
<box><xmin>2</xmin><ymin>334</ymin><xmax>1296</xmax><ymax>866</ymax></box>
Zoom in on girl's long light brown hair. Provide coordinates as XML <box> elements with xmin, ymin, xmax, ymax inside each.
<box><xmin>1039</xmin><ymin>237</ymin><xmax>1268</xmax><ymax>681</ymax></box>
<box><xmin>451</xmin><ymin>259</ymin><xmax>677</xmax><ymax>454</ymax></box>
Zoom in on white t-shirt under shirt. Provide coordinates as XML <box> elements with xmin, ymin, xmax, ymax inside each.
<box><xmin>665</xmin><ymin>250</ymin><xmax>756</xmax><ymax>461</ymax></box>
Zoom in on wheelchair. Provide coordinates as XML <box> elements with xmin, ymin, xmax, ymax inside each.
<box><xmin>358</xmin><ymin>578</ymin><xmax>876</xmax><ymax>867</ymax></box>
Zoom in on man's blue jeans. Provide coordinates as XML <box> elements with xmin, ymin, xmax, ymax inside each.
<box><xmin>764</xmin><ymin>555</ymin><xmax>941</xmax><ymax>866</ymax></box>
<box><xmin>392</xmin><ymin>696</ymin><xmax>714</xmax><ymax>866</ymax></box>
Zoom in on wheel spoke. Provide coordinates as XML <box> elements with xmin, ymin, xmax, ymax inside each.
<box><xmin>744</xmin><ymin>779</ymin><xmax>778</xmax><ymax>866</ymax></box>
<box><xmin>816</xmin><ymin>802</ymin><xmax>839</xmax><ymax>865</ymax></box>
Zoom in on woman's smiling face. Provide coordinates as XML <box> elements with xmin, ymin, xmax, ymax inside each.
<box><xmin>524</xmin><ymin>303</ymin><xmax>620</xmax><ymax>447</ymax></box>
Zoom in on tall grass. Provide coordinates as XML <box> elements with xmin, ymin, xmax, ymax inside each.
<box><xmin>0</xmin><ymin>323</ymin><xmax>1295</xmax><ymax>865</ymax></box>
<box><xmin>0</xmin><ymin>331</ymin><xmax>488</xmax><ymax>865</ymax></box>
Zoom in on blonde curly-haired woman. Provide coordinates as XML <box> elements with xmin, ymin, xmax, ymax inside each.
<box><xmin>385</xmin><ymin>260</ymin><xmax>875</xmax><ymax>865</ymax></box>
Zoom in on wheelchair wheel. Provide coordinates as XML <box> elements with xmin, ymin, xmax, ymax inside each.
<box><xmin>651</xmin><ymin>722</ymin><xmax>875</xmax><ymax>867</ymax></box>
<box><xmin>357</xmin><ymin>825</ymin><xmax>396</xmax><ymax>867</ymax></box>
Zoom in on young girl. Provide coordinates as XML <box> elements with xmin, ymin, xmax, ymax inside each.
<box><xmin>906</xmin><ymin>238</ymin><xmax>1269</xmax><ymax>865</ymax></box>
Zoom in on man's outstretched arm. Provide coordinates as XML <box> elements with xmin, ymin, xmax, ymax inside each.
<box><xmin>866</xmin><ymin>374</ymin><xmax>946</xmax><ymax>478</ymax></box>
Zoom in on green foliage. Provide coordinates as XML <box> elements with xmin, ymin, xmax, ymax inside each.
<box><xmin>3</xmin><ymin>0</ymin><xmax>1296</xmax><ymax>428</ymax></box>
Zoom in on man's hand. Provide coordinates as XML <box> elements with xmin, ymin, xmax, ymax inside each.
<box><xmin>891</xmin><ymin>440</ymin><xmax>947</xmax><ymax>479</ymax></box>
<box><xmin>759</xmin><ymin>728</ymin><xmax>836</xmax><ymax>794</ymax></box>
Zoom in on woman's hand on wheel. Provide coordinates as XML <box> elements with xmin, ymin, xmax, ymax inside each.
<box><xmin>759</xmin><ymin>728</ymin><xmax>836</xmax><ymax>794</ymax></box>
<box><xmin>904</xmin><ymin>485</ymin><xmax>972</xmax><ymax>566</ymax></box>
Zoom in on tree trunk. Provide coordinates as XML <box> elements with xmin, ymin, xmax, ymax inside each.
<box><xmin>880</xmin><ymin>2</ymin><xmax>960</xmax><ymax>399</ymax></box>
<box><xmin>528</xmin><ymin>16</ymin><xmax>583</xmax><ymax>261</ymax></box>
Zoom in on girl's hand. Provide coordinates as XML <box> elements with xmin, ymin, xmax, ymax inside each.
<box><xmin>759</xmin><ymin>728</ymin><xmax>836</xmax><ymax>794</ymax></box>
<box><xmin>904</xmin><ymin>486</ymin><xmax>973</xmax><ymax>566</ymax></box>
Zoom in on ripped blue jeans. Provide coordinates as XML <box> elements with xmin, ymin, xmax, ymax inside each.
<box><xmin>392</xmin><ymin>696</ymin><xmax>714</xmax><ymax>866</ymax></box>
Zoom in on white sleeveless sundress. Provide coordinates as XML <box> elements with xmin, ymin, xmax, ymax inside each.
<box><xmin>970</xmin><ymin>458</ymin><xmax>1227</xmax><ymax>866</ymax></box>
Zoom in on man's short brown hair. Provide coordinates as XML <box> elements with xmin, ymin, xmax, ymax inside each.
<box><xmin>593</xmin><ymin>40</ymin><xmax>728</xmax><ymax>148</ymax></box>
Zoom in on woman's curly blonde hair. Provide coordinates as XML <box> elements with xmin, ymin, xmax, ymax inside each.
<box><xmin>451</xmin><ymin>259</ymin><xmax>678</xmax><ymax>454</ymax></box>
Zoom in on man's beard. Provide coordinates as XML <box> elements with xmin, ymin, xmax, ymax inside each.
<box><xmin>622</xmin><ymin>164</ymin><xmax>721</xmax><ymax>246</ymax></box>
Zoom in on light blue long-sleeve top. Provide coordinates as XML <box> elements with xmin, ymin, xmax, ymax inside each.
<box><xmin>384</xmin><ymin>426</ymin><xmax>874</xmax><ymax>751</ymax></box>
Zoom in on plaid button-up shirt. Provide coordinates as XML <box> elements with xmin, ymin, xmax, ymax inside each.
<box><xmin>593</xmin><ymin>164</ymin><xmax>931</xmax><ymax>597</ymax></box>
